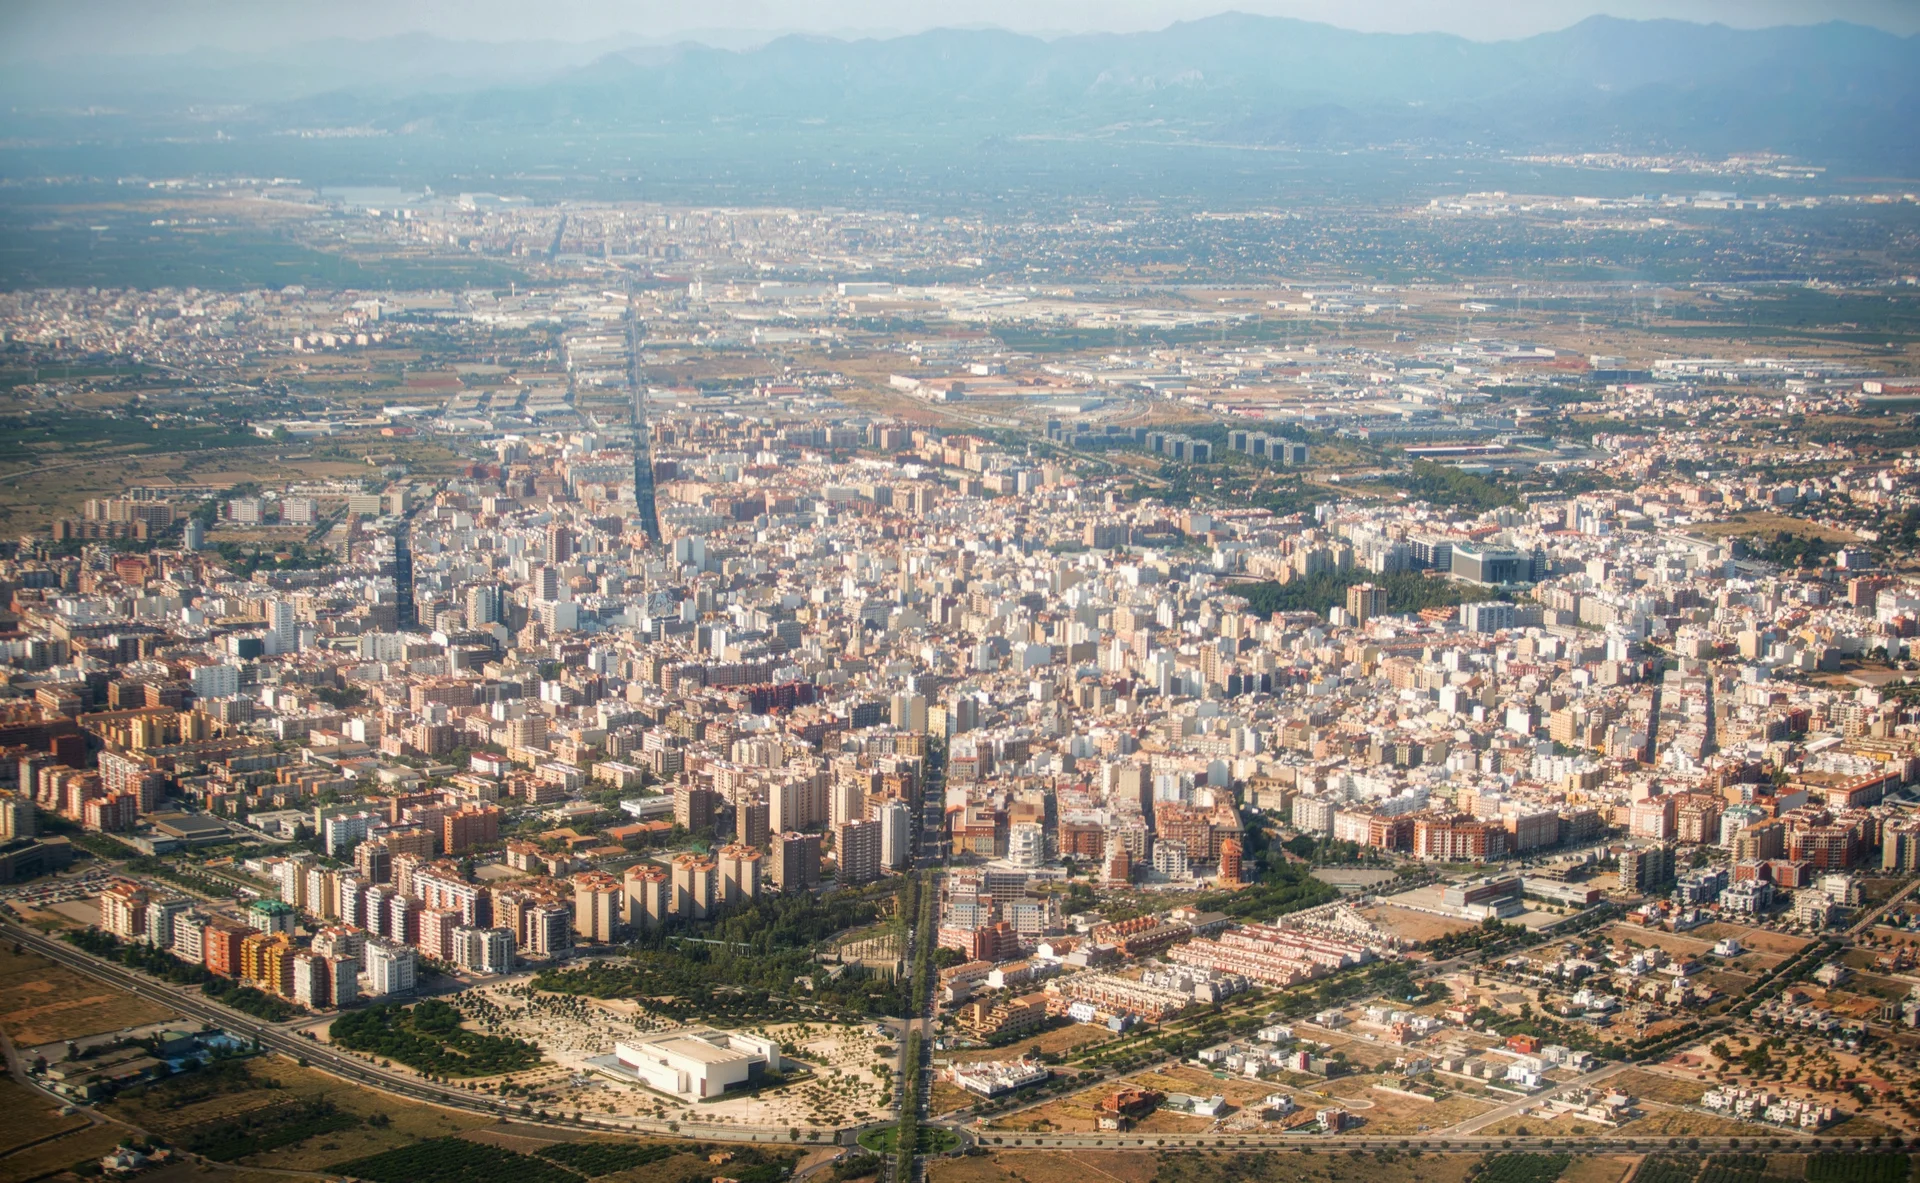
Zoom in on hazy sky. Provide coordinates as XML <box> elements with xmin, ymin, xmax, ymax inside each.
<box><xmin>5</xmin><ymin>0</ymin><xmax>1916</xmax><ymax>58</ymax></box>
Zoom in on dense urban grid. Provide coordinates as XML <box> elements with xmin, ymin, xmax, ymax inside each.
<box><xmin>1</xmin><ymin>152</ymin><xmax>1920</xmax><ymax>1183</ymax></box>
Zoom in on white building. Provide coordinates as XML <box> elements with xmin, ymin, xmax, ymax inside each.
<box><xmin>362</xmin><ymin>936</ymin><xmax>417</xmax><ymax>996</ymax></box>
<box><xmin>610</xmin><ymin>1029</ymin><xmax>784</xmax><ymax>1099</ymax></box>
<box><xmin>454</xmin><ymin>925</ymin><xmax>516</xmax><ymax>975</ymax></box>
<box><xmin>170</xmin><ymin>911</ymin><xmax>206</xmax><ymax>963</ymax></box>
<box><xmin>189</xmin><ymin>663</ymin><xmax>241</xmax><ymax>699</ymax></box>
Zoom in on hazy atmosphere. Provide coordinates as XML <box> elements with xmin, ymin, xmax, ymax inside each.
<box><xmin>1</xmin><ymin>7</ymin><xmax>1920</xmax><ymax>1183</ymax></box>
<box><xmin>4</xmin><ymin>0</ymin><xmax>1919</xmax><ymax>57</ymax></box>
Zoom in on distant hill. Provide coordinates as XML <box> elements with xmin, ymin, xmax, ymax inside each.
<box><xmin>6</xmin><ymin>14</ymin><xmax>1917</xmax><ymax>171</ymax></box>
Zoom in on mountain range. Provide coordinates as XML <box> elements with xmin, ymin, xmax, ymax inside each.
<box><xmin>6</xmin><ymin>15</ymin><xmax>1918</xmax><ymax>173</ymax></box>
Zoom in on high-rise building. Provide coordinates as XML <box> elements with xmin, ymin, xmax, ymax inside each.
<box><xmin>146</xmin><ymin>897</ymin><xmax>192</xmax><ymax>948</ymax></box>
<box><xmin>716</xmin><ymin>844</ymin><xmax>763</xmax><ymax>907</ymax></box>
<box><xmin>388</xmin><ymin>893</ymin><xmax>421</xmax><ymax>945</ymax></box>
<box><xmin>671</xmin><ymin>853</ymin><xmax>718</xmax><ymax>919</ymax></box>
<box><xmin>674</xmin><ymin>784</ymin><xmax>716</xmax><ymax>833</ymax></box>
<box><xmin>250</xmin><ymin>897</ymin><xmax>296</xmax><ymax>935</ymax></box>
<box><xmin>890</xmin><ymin>693</ymin><xmax>928</xmax><ymax>734</ymax></box>
<box><xmin>771</xmin><ymin>831</ymin><xmax>822</xmax><ymax>892</ymax></box>
<box><xmin>443</xmin><ymin>805</ymin><xmax>502</xmax><ymax>854</ymax></box>
<box><xmin>99</xmin><ymin>881</ymin><xmax>150</xmax><ymax>939</ymax></box>
<box><xmin>624</xmin><ymin>863</ymin><xmax>671</xmax><ymax>929</ymax></box>
<box><xmin>545</xmin><ymin>521</ymin><xmax>576</xmax><ymax>563</ymax></box>
<box><xmin>355</xmin><ymin>840</ymin><xmax>393</xmax><ymax>884</ymax></box>
<box><xmin>527</xmin><ymin>904</ymin><xmax>573</xmax><ymax>956</ymax></box>
<box><xmin>573</xmin><ymin>871</ymin><xmax>623</xmax><ymax>941</ymax></box>
<box><xmin>880</xmin><ymin>799</ymin><xmax>912</xmax><ymax>871</ymax></box>
<box><xmin>1619</xmin><ymin>844</ymin><xmax>1676</xmax><ymax>892</ymax></box>
<box><xmin>736</xmin><ymin>794</ymin><xmax>770</xmax><ymax>849</ymax></box>
<box><xmin>1345</xmin><ymin>582</ymin><xmax>1385</xmax><ymax>625</ymax></box>
<box><xmin>770</xmin><ymin>776</ymin><xmax>826</xmax><ymax>833</ymax></box>
<box><xmin>393</xmin><ymin>524</ymin><xmax>416</xmax><ymax>631</ymax></box>
<box><xmin>328</xmin><ymin>957</ymin><xmax>360</xmax><ymax>1006</ymax></box>
<box><xmin>0</xmin><ymin>794</ymin><xmax>35</xmax><ymax>840</ymax></box>
<box><xmin>830</xmin><ymin>777</ymin><xmax>865</xmax><ymax>831</ymax></box>
<box><xmin>630</xmin><ymin>320</ymin><xmax>663</xmax><ymax>547</ymax></box>
<box><xmin>291</xmin><ymin>951</ymin><xmax>332</xmax><ymax>1009</ymax></box>
<box><xmin>837</xmin><ymin>819</ymin><xmax>882</xmax><ymax>885</ymax></box>
<box><xmin>454</xmin><ymin>926</ymin><xmax>515</xmax><ymax>975</ymax></box>
<box><xmin>1218</xmin><ymin>837</ymin><xmax>1244</xmax><ymax>886</ymax></box>
<box><xmin>203</xmin><ymin>919</ymin><xmax>252</xmax><ymax>977</ymax></box>
<box><xmin>361</xmin><ymin>884</ymin><xmax>394</xmax><ymax>937</ymax></box>
<box><xmin>465</xmin><ymin>583</ymin><xmax>504</xmax><ymax>625</ymax></box>
<box><xmin>171</xmin><ymin>912</ymin><xmax>207</xmax><ymax>963</ymax></box>
<box><xmin>266</xmin><ymin>599</ymin><xmax>299</xmax><ymax>656</ymax></box>
<box><xmin>418</xmin><ymin>906</ymin><xmax>460</xmax><ymax>962</ymax></box>
<box><xmin>363</xmin><ymin>936</ymin><xmax>417</xmax><ymax>996</ymax></box>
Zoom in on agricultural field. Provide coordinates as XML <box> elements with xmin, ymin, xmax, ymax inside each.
<box><xmin>0</xmin><ymin>1117</ymin><xmax>129</xmax><ymax>1180</ymax></box>
<box><xmin>328</xmin><ymin>1134</ymin><xmax>800</xmax><ymax>1183</ymax></box>
<box><xmin>104</xmin><ymin>1053</ymin><xmax>492</xmax><ymax>1170</ymax></box>
<box><xmin>0</xmin><ymin>943</ymin><xmax>178</xmax><ymax>1046</ymax></box>
<box><xmin>0</xmin><ymin>1077</ymin><xmax>93</xmax><ymax>1153</ymax></box>
<box><xmin>933</xmin><ymin>1148</ymin><xmax>1487</xmax><ymax>1183</ymax></box>
<box><xmin>1558</xmin><ymin>1157</ymin><xmax>1639</xmax><ymax>1183</ymax></box>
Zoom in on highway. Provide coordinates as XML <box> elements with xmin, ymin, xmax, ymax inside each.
<box><xmin>6</xmin><ymin>919</ymin><xmax>1897</xmax><ymax>1157</ymax></box>
<box><xmin>1</xmin><ymin>919</ymin><xmax>851</xmax><ymax>1147</ymax></box>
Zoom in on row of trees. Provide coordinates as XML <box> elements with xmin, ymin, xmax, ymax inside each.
<box><xmin>62</xmin><ymin>929</ymin><xmax>295</xmax><ymax>1022</ymax></box>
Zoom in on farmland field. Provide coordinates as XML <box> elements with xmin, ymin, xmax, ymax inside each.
<box><xmin>0</xmin><ymin>1077</ymin><xmax>92</xmax><ymax>1153</ymax></box>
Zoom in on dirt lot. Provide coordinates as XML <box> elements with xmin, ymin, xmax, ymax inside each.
<box><xmin>1612</xmin><ymin>1107</ymin><xmax>1777</xmax><ymax>1139</ymax></box>
<box><xmin>1360</xmin><ymin>904</ymin><xmax>1478</xmax><ymax>944</ymax></box>
<box><xmin>931</xmin><ymin>1079</ymin><xmax>975</xmax><ymax>1116</ymax></box>
<box><xmin>0</xmin><ymin>944</ymin><xmax>178</xmax><ymax>1046</ymax></box>
<box><xmin>946</xmin><ymin>1023</ymin><xmax>1116</xmax><ymax>1065</ymax></box>
<box><xmin>1308</xmin><ymin>1072</ymin><xmax>1497</xmax><ymax>1134</ymax></box>
<box><xmin>1607</xmin><ymin>1068</ymin><xmax>1709</xmax><ymax>1106</ymax></box>
<box><xmin>1687</xmin><ymin>923</ymin><xmax>1812</xmax><ymax>959</ymax></box>
<box><xmin>8</xmin><ymin>903</ymin><xmax>88</xmax><ymax>932</ymax></box>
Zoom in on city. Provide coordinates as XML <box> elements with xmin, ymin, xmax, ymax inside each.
<box><xmin>0</xmin><ymin>6</ymin><xmax>1919</xmax><ymax>1183</ymax></box>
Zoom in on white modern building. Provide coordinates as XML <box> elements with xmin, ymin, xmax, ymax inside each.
<box><xmin>609</xmin><ymin>1029</ymin><xmax>784</xmax><ymax>1099</ymax></box>
<box><xmin>454</xmin><ymin>925</ymin><xmax>515</xmax><ymax>975</ymax></box>
<box><xmin>362</xmin><ymin>936</ymin><xmax>417</xmax><ymax>996</ymax></box>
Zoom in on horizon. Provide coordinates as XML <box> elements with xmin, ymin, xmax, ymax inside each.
<box><xmin>3</xmin><ymin>0</ymin><xmax>1916</xmax><ymax>64</ymax></box>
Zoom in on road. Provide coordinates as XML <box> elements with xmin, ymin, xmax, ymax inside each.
<box><xmin>1</xmin><ymin>919</ymin><xmax>849</xmax><ymax>1147</ymax></box>
<box><xmin>1848</xmin><ymin>876</ymin><xmax>1920</xmax><ymax>938</ymax></box>
<box><xmin>5</xmin><ymin>920</ymin><xmax>1891</xmax><ymax>1158</ymax></box>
